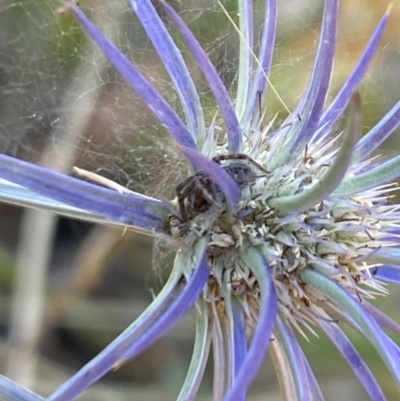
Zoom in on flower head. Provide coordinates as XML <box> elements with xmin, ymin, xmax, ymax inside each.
<box><xmin>1</xmin><ymin>1</ymin><xmax>400</xmax><ymax>401</ymax></box>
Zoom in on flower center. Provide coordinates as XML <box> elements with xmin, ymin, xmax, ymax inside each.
<box><xmin>169</xmin><ymin>148</ymin><xmax>394</xmax><ymax>330</ymax></box>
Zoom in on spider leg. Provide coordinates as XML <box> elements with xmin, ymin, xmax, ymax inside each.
<box><xmin>176</xmin><ymin>176</ymin><xmax>196</xmax><ymax>222</ymax></box>
<box><xmin>213</xmin><ymin>153</ymin><xmax>269</xmax><ymax>174</ymax></box>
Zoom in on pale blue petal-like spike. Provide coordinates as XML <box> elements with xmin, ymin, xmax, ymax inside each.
<box><xmin>0</xmin><ymin>375</ymin><xmax>43</xmax><ymax>401</ymax></box>
<box><xmin>319</xmin><ymin>320</ymin><xmax>387</xmax><ymax>401</ymax></box>
<box><xmin>372</xmin><ymin>265</ymin><xmax>400</xmax><ymax>284</ymax></box>
<box><xmin>298</xmin><ymin>347</ymin><xmax>325</xmax><ymax>401</ymax></box>
<box><xmin>268</xmin><ymin>93</ymin><xmax>360</xmax><ymax>216</ymax></box>
<box><xmin>236</xmin><ymin>0</ymin><xmax>254</xmax><ymax>124</ymax></box>
<box><xmin>231</xmin><ymin>298</ymin><xmax>247</xmax><ymax>401</ymax></box>
<box><xmin>354</xmin><ymin>99</ymin><xmax>400</xmax><ymax>161</ymax></box>
<box><xmin>0</xmin><ymin>178</ymin><xmax>146</xmax><ymax>229</ymax></box>
<box><xmin>72</xmin><ymin>5</ymin><xmax>197</xmax><ymax>150</ymax></box>
<box><xmin>244</xmin><ymin>0</ymin><xmax>277</xmax><ymax>123</ymax></box>
<box><xmin>273</xmin><ymin>0</ymin><xmax>338</xmax><ymax>163</ymax></box>
<box><xmin>275</xmin><ymin>317</ymin><xmax>312</xmax><ymax>401</ymax></box>
<box><xmin>366</xmin><ymin>248</ymin><xmax>400</xmax><ymax>265</ymax></box>
<box><xmin>297</xmin><ymin>0</ymin><xmax>338</xmax><ymax>116</ymax></box>
<box><xmin>128</xmin><ymin>0</ymin><xmax>206</xmax><ymax>143</ymax></box>
<box><xmin>289</xmin><ymin>0</ymin><xmax>339</xmax><ymax>150</ymax></box>
<box><xmin>361</xmin><ymin>300</ymin><xmax>400</xmax><ymax>335</ymax></box>
<box><xmin>269</xmin><ymin>0</ymin><xmax>339</xmax><ymax>168</ymax></box>
<box><xmin>223</xmin><ymin>248</ymin><xmax>278</xmax><ymax>401</ymax></box>
<box><xmin>220</xmin><ymin>287</ymin><xmax>234</xmax><ymax>390</ymax></box>
<box><xmin>334</xmin><ymin>153</ymin><xmax>400</xmax><ymax>197</ymax></box>
<box><xmin>46</xmin><ymin>243</ymin><xmax>209</xmax><ymax>401</ymax></box>
<box><xmin>177</xmin><ymin>301</ymin><xmax>212</xmax><ymax>401</ymax></box>
<box><xmin>316</xmin><ymin>10</ymin><xmax>389</xmax><ymax>140</ymax></box>
<box><xmin>106</xmin><ymin>250</ymin><xmax>210</xmax><ymax>359</ymax></box>
<box><xmin>0</xmin><ymin>155</ymin><xmax>167</xmax><ymax>233</ymax></box>
<box><xmin>161</xmin><ymin>1</ymin><xmax>243</xmax><ymax>153</ymax></box>
<box><xmin>300</xmin><ymin>268</ymin><xmax>400</xmax><ymax>388</ymax></box>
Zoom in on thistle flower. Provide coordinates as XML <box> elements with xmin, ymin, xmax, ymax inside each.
<box><xmin>1</xmin><ymin>1</ymin><xmax>400</xmax><ymax>401</ymax></box>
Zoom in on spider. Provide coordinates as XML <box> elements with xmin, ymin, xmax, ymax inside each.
<box><xmin>176</xmin><ymin>154</ymin><xmax>268</xmax><ymax>222</ymax></box>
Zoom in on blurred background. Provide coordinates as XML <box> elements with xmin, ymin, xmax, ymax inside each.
<box><xmin>0</xmin><ymin>0</ymin><xmax>400</xmax><ymax>400</ymax></box>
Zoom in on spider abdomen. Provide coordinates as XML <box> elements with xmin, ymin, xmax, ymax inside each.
<box><xmin>176</xmin><ymin>160</ymin><xmax>256</xmax><ymax>222</ymax></box>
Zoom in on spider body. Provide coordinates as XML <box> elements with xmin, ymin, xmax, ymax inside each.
<box><xmin>176</xmin><ymin>154</ymin><xmax>267</xmax><ymax>222</ymax></box>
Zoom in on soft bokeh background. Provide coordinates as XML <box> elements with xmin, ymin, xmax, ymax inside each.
<box><xmin>0</xmin><ymin>0</ymin><xmax>400</xmax><ymax>400</ymax></box>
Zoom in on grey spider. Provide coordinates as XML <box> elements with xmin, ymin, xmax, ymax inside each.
<box><xmin>176</xmin><ymin>154</ymin><xmax>268</xmax><ymax>223</ymax></box>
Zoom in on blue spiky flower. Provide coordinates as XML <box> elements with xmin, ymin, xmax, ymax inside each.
<box><xmin>1</xmin><ymin>1</ymin><xmax>400</xmax><ymax>401</ymax></box>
